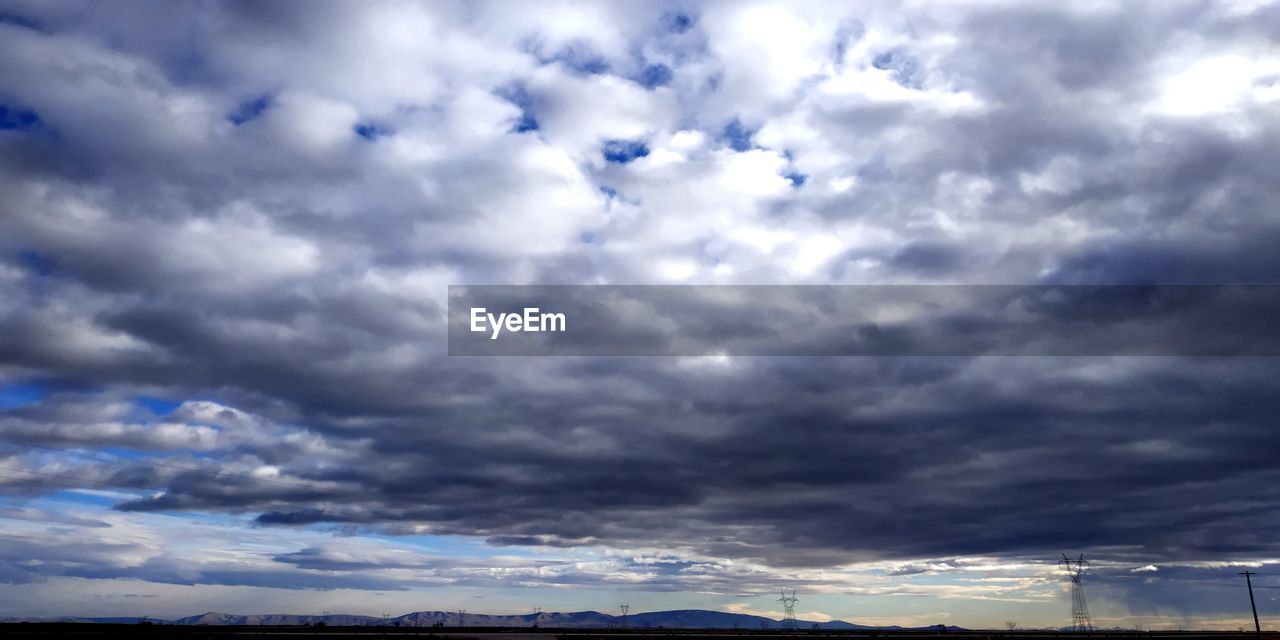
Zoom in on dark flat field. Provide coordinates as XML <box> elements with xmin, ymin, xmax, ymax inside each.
<box><xmin>0</xmin><ymin>627</ymin><xmax>1275</xmax><ymax>640</ymax></box>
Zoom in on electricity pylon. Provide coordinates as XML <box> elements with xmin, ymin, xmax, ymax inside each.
<box><xmin>1059</xmin><ymin>554</ymin><xmax>1093</xmax><ymax>632</ymax></box>
<box><xmin>778</xmin><ymin>589</ymin><xmax>799</xmax><ymax>629</ymax></box>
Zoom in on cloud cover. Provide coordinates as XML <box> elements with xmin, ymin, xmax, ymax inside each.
<box><xmin>2</xmin><ymin>0</ymin><xmax>1280</xmax><ymax>626</ymax></box>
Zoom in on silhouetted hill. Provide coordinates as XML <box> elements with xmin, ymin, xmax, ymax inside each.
<box><xmin>3</xmin><ymin>608</ymin><xmax>967</xmax><ymax>630</ymax></box>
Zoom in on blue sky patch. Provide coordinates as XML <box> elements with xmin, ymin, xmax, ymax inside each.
<box><xmin>638</xmin><ymin>64</ymin><xmax>674</xmax><ymax>89</ymax></box>
<box><xmin>663</xmin><ymin>12</ymin><xmax>694</xmax><ymax>33</ymax></box>
<box><xmin>721</xmin><ymin>118</ymin><xmax>756</xmax><ymax>152</ymax></box>
<box><xmin>353</xmin><ymin>122</ymin><xmax>391</xmax><ymax>140</ymax></box>
<box><xmin>0</xmin><ymin>382</ymin><xmax>43</xmax><ymax>410</ymax></box>
<box><xmin>600</xmin><ymin>185</ymin><xmax>639</xmax><ymax>207</ymax></box>
<box><xmin>228</xmin><ymin>95</ymin><xmax>271</xmax><ymax>125</ymax></box>
<box><xmin>872</xmin><ymin>50</ymin><xmax>924</xmax><ymax>89</ymax></box>
<box><xmin>512</xmin><ymin>112</ymin><xmax>538</xmax><ymax>133</ymax></box>
<box><xmin>602</xmin><ymin>140</ymin><xmax>649</xmax><ymax>164</ymax></box>
<box><xmin>785</xmin><ymin>171</ymin><xmax>808</xmax><ymax>188</ymax></box>
<box><xmin>0</xmin><ymin>104</ymin><xmax>40</xmax><ymax>131</ymax></box>
<box><xmin>20</xmin><ymin>490</ymin><xmax>125</xmax><ymax>509</ymax></box>
<box><xmin>0</xmin><ymin>11</ymin><xmax>40</xmax><ymax>31</ymax></box>
<box><xmin>136</xmin><ymin>395</ymin><xmax>182</xmax><ymax>416</ymax></box>
<box><xmin>496</xmin><ymin>83</ymin><xmax>539</xmax><ymax>133</ymax></box>
<box><xmin>543</xmin><ymin>45</ymin><xmax>610</xmax><ymax>75</ymax></box>
<box><xmin>17</xmin><ymin>249</ymin><xmax>55</xmax><ymax>276</ymax></box>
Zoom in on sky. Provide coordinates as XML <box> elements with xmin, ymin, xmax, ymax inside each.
<box><xmin>1</xmin><ymin>0</ymin><xmax>1280</xmax><ymax>629</ymax></box>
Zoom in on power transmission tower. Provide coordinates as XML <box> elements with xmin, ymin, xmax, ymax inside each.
<box><xmin>457</xmin><ymin>609</ymin><xmax>466</xmax><ymax>627</ymax></box>
<box><xmin>1059</xmin><ymin>554</ymin><xmax>1093</xmax><ymax>632</ymax></box>
<box><xmin>617</xmin><ymin>604</ymin><xmax>630</xmax><ymax>629</ymax></box>
<box><xmin>778</xmin><ymin>589</ymin><xmax>799</xmax><ymax>629</ymax></box>
<box><xmin>1240</xmin><ymin>571</ymin><xmax>1261</xmax><ymax>640</ymax></box>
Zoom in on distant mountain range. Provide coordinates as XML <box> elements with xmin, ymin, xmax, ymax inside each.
<box><xmin>0</xmin><ymin>608</ymin><xmax>968</xmax><ymax>630</ymax></box>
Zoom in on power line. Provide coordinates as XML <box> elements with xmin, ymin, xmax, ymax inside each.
<box><xmin>1091</xmin><ymin>573</ymin><xmax>1280</xmax><ymax>588</ymax></box>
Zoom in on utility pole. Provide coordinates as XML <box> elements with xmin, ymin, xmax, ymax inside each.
<box><xmin>1240</xmin><ymin>571</ymin><xmax>1261</xmax><ymax>640</ymax></box>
